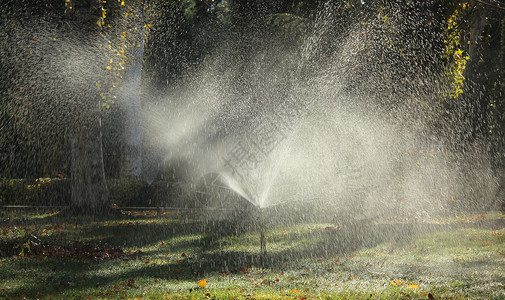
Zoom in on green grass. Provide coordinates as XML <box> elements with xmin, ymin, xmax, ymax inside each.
<box><xmin>1</xmin><ymin>209</ymin><xmax>505</xmax><ymax>299</ymax></box>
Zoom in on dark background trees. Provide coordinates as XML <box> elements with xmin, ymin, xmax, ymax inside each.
<box><xmin>1</xmin><ymin>0</ymin><xmax>505</xmax><ymax>210</ymax></box>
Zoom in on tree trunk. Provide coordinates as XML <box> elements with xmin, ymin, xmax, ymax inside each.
<box><xmin>68</xmin><ymin>0</ymin><xmax>110</xmax><ymax>214</ymax></box>
<box><xmin>121</xmin><ymin>3</ymin><xmax>145</xmax><ymax>178</ymax></box>
<box><xmin>468</xmin><ymin>6</ymin><xmax>488</xmax><ymax>59</ymax></box>
<box><xmin>71</xmin><ymin>107</ymin><xmax>109</xmax><ymax>213</ymax></box>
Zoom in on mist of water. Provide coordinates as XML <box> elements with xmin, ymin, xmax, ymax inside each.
<box><xmin>2</xmin><ymin>2</ymin><xmax>499</xmax><ymax>222</ymax></box>
<box><xmin>141</xmin><ymin>2</ymin><xmax>501</xmax><ymax>223</ymax></box>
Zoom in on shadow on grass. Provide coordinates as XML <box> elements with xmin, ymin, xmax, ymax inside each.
<box><xmin>1</xmin><ymin>209</ymin><xmax>505</xmax><ymax>299</ymax></box>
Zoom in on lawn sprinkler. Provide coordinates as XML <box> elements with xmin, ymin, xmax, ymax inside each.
<box><xmin>258</xmin><ymin>206</ymin><xmax>267</xmax><ymax>267</ymax></box>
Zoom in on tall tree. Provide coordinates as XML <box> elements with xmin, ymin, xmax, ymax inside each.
<box><xmin>120</xmin><ymin>1</ymin><xmax>146</xmax><ymax>178</ymax></box>
<box><xmin>67</xmin><ymin>0</ymin><xmax>110</xmax><ymax>214</ymax></box>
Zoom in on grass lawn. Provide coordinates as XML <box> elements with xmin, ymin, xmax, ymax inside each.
<box><xmin>0</xmin><ymin>209</ymin><xmax>504</xmax><ymax>299</ymax></box>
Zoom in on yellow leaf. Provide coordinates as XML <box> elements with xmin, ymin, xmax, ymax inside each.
<box><xmin>198</xmin><ymin>279</ymin><xmax>207</xmax><ymax>288</ymax></box>
<box><xmin>408</xmin><ymin>284</ymin><xmax>420</xmax><ymax>289</ymax></box>
<box><xmin>110</xmin><ymin>58</ymin><xmax>113</xmax><ymax>64</ymax></box>
<box><xmin>390</xmin><ymin>281</ymin><xmax>397</xmax><ymax>286</ymax></box>
<box><xmin>106</xmin><ymin>66</ymin><xmax>111</xmax><ymax>70</ymax></box>
<box><xmin>398</xmin><ymin>279</ymin><xmax>403</xmax><ymax>285</ymax></box>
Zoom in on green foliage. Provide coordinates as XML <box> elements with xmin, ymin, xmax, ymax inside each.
<box><xmin>182</xmin><ymin>0</ymin><xmax>197</xmax><ymax>19</ymax></box>
<box><xmin>265</xmin><ymin>13</ymin><xmax>310</xmax><ymax>38</ymax></box>
<box><xmin>0</xmin><ymin>177</ymin><xmax>70</xmax><ymax>206</ymax></box>
<box><xmin>0</xmin><ymin>177</ymin><xmax>197</xmax><ymax>208</ymax></box>
<box><xmin>106</xmin><ymin>178</ymin><xmax>198</xmax><ymax>208</ymax></box>
<box><xmin>442</xmin><ymin>4</ymin><xmax>470</xmax><ymax>99</ymax></box>
<box><xmin>107</xmin><ymin>177</ymin><xmax>152</xmax><ymax>207</ymax></box>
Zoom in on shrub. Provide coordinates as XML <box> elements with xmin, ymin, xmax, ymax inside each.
<box><xmin>0</xmin><ymin>177</ymin><xmax>70</xmax><ymax>206</ymax></box>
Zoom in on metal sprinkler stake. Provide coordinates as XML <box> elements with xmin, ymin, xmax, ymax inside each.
<box><xmin>259</xmin><ymin>208</ymin><xmax>267</xmax><ymax>267</ymax></box>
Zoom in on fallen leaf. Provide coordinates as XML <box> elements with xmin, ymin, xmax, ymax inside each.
<box><xmin>174</xmin><ymin>269</ymin><xmax>181</xmax><ymax>273</ymax></box>
<box><xmin>333</xmin><ymin>258</ymin><xmax>339</xmax><ymax>263</ymax></box>
<box><xmin>198</xmin><ymin>279</ymin><xmax>207</xmax><ymax>288</ymax></box>
<box><xmin>238</xmin><ymin>267</ymin><xmax>251</xmax><ymax>273</ymax></box>
<box><xmin>407</xmin><ymin>284</ymin><xmax>420</xmax><ymax>289</ymax></box>
<box><xmin>390</xmin><ymin>281</ymin><xmax>397</xmax><ymax>286</ymax></box>
<box><xmin>126</xmin><ymin>279</ymin><xmax>135</xmax><ymax>287</ymax></box>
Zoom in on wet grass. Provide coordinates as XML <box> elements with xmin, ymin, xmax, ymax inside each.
<box><xmin>0</xmin><ymin>209</ymin><xmax>504</xmax><ymax>299</ymax></box>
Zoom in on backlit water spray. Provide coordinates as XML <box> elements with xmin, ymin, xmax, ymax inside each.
<box><xmin>2</xmin><ymin>0</ymin><xmax>503</xmax><ymax>277</ymax></box>
<box><xmin>141</xmin><ymin>2</ymin><xmax>501</xmax><ymax>263</ymax></box>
